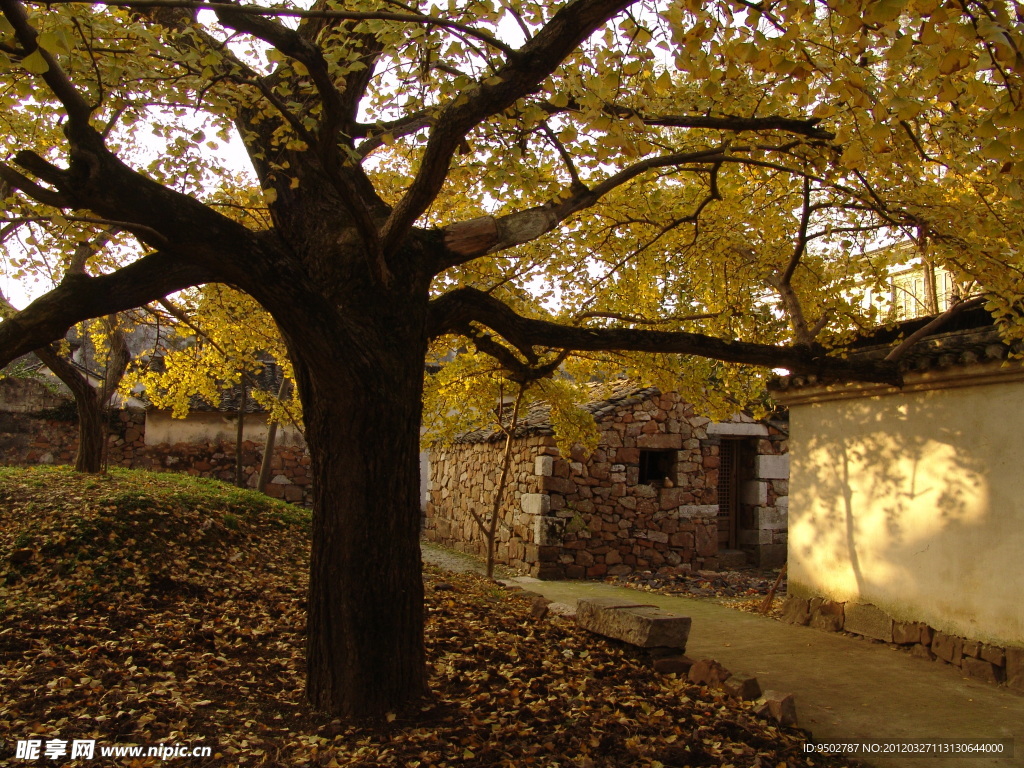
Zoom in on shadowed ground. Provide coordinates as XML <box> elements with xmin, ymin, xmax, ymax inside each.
<box><xmin>422</xmin><ymin>541</ymin><xmax>1024</xmax><ymax>768</ymax></box>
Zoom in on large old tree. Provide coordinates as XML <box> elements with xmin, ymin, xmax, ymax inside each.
<box><xmin>0</xmin><ymin>0</ymin><xmax>1021</xmax><ymax>716</ymax></box>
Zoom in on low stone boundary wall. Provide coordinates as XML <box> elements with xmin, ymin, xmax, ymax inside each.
<box><xmin>782</xmin><ymin>596</ymin><xmax>1024</xmax><ymax>691</ymax></box>
<box><xmin>0</xmin><ymin>408</ymin><xmax>313</xmax><ymax>506</ymax></box>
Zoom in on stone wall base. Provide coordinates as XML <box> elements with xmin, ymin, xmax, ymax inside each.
<box><xmin>781</xmin><ymin>595</ymin><xmax>1024</xmax><ymax>693</ymax></box>
<box><xmin>0</xmin><ymin>409</ymin><xmax>313</xmax><ymax>506</ymax></box>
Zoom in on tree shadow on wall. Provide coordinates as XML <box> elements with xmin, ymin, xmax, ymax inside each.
<box><xmin>791</xmin><ymin>389</ymin><xmax>1021</xmax><ymax>639</ymax></box>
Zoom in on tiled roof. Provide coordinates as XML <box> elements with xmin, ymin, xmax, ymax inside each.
<box><xmin>1</xmin><ymin>352</ymin><xmax>100</xmax><ymax>396</ymax></box>
<box><xmin>1</xmin><ymin>353</ymin><xmax>47</xmax><ymax>375</ymax></box>
<box><xmin>455</xmin><ymin>380</ymin><xmax>660</xmax><ymax>444</ymax></box>
<box><xmin>771</xmin><ymin>309</ymin><xmax>1023</xmax><ymax>393</ymax></box>
<box><xmin>143</xmin><ymin>361</ymin><xmax>287</xmax><ymax>414</ymax></box>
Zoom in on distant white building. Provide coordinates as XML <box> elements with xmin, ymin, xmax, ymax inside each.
<box><xmin>853</xmin><ymin>242</ymin><xmax>967</xmax><ymax>322</ymax></box>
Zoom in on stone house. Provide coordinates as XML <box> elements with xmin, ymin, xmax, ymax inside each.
<box><xmin>424</xmin><ymin>382</ymin><xmax>789</xmax><ymax>579</ymax></box>
<box><xmin>772</xmin><ymin>310</ymin><xmax>1024</xmax><ymax>689</ymax></box>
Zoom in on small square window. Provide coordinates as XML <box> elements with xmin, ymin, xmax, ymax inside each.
<box><xmin>638</xmin><ymin>449</ymin><xmax>675</xmax><ymax>486</ymax></box>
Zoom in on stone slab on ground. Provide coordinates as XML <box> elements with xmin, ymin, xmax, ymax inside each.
<box><xmin>962</xmin><ymin>657</ymin><xmax>1003</xmax><ymax>685</ymax></box>
<box><xmin>809</xmin><ymin>599</ymin><xmax>844</xmax><ymax>632</ymax></box>
<box><xmin>893</xmin><ymin>621</ymin><xmax>925</xmax><ymax>645</ymax></box>
<box><xmin>781</xmin><ymin>596</ymin><xmax>810</xmax><ymax>625</ymax></box>
<box><xmin>653</xmin><ymin>655</ymin><xmax>694</xmax><ymax>675</ymax></box>
<box><xmin>1006</xmin><ymin>648</ymin><xmax>1024</xmax><ymax>692</ymax></box>
<box><xmin>547</xmin><ymin>602</ymin><xmax>577</xmax><ymax>619</ymax></box>
<box><xmin>687</xmin><ymin>658</ymin><xmax>732</xmax><ymax>686</ymax></box>
<box><xmin>576</xmin><ymin>597</ymin><xmax>691</xmax><ymax>649</ymax></box>
<box><xmin>981</xmin><ymin>644</ymin><xmax>1006</xmax><ymax>667</ymax></box>
<box><xmin>933</xmin><ymin>632</ymin><xmax>964</xmax><ymax>666</ymax></box>
<box><xmin>911</xmin><ymin>643</ymin><xmax>936</xmax><ymax>661</ymax></box>
<box><xmin>529</xmin><ymin>595</ymin><xmax>551</xmax><ymax>619</ymax></box>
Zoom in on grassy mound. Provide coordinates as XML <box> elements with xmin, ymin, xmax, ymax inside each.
<box><xmin>0</xmin><ymin>467</ymin><xmax>310</xmax><ymax>764</ymax></box>
<box><xmin>0</xmin><ymin>466</ymin><xmax>852</xmax><ymax>767</ymax></box>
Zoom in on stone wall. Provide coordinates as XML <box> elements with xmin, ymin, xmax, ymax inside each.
<box><xmin>423</xmin><ymin>436</ymin><xmax>543</xmax><ymax>572</ymax></box>
<box><xmin>725</xmin><ymin>431</ymin><xmax>790</xmax><ymax>567</ymax></box>
<box><xmin>0</xmin><ymin>377</ymin><xmax>69</xmax><ymax>414</ymax></box>
<box><xmin>782</xmin><ymin>596</ymin><xmax>1024</xmax><ymax>692</ymax></box>
<box><xmin>0</xmin><ymin>410</ymin><xmax>79</xmax><ymax>465</ymax></box>
<box><xmin>425</xmin><ymin>390</ymin><xmax>789</xmax><ymax>579</ymax></box>
<box><xmin>0</xmin><ymin>408</ymin><xmax>313</xmax><ymax>506</ymax></box>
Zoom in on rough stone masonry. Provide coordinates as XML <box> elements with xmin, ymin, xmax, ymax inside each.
<box><xmin>425</xmin><ymin>385</ymin><xmax>789</xmax><ymax>579</ymax></box>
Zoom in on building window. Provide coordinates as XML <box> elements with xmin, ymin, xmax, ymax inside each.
<box><xmin>716</xmin><ymin>439</ymin><xmax>741</xmax><ymax>549</ymax></box>
<box><xmin>638</xmin><ymin>449</ymin><xmax>675</xmax><ymax>486</ymax></box>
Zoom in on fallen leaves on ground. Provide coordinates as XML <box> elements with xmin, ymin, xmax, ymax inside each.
<box><xmin>606</xmin><ymin>568</ymin><xmax>788</xmax><ymax>619</ymax></box>
<box><xmin>1</xmin><ymin>466</ymin><xmax>851</xmax><ymax>767</ymax></box>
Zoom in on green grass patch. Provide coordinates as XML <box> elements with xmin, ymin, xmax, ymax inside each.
<box><xmin>0</xmin><ymin>466</ymin><xmax>311</xmax><ymax>610</ymax></box>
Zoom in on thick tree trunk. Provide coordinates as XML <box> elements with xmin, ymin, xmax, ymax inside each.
<box><xmin>284</xmin><ymin>288</ymin><xmax>430</xmax><ymax>718</ymax></box>
<box><xmin>32</xmin><ymin>345</ymin><xmax>109</xmax><ymax>474</ymax></box>
<box><xmin>74</xmin><ymin>390</ymin><xmax>106</xmax><ymax>474</ymax></box>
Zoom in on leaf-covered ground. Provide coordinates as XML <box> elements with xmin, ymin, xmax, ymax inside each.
<box><xmin>605</xmin><ymin>568</ymin><xmax>788</xmax><ymax>620</ymax></box>
<box><xmin>606</xmin><ymin>567</ymin><xmax>784</xmax><ymax>599</ymax></box>
<box><xmin>1</xmin><ymin>467</ymin><xmax>852</xmax><ymax>767</ymax></box>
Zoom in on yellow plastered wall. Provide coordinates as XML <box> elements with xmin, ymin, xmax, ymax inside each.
<box><xmin>787</xmin><ymin>379</ymin><xmax>1024</xmax><ymax>647</ymax></box>
<box><xmin>145</xmin><ymin>410</ymin><xmax>305</xmax><ymax>447</ymax></box>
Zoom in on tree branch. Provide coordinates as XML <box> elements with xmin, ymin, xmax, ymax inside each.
<box><xmin>0</xmin><ymin>251</ymin><xmax>215</xmax><ymax>368</ymax></box>
<box><xmin>539</xmin><ymin>121</ymin><xmax>583</xmax><ymax>190</ymax></box>
<box><xmin>638</xmin><ymin>113</ymin><xmax>833</xmax><ymax>139</ymax></box>
<box><xmin>160</xmin><ymin>7</ymin><xmax>385</xmax><ymax>268</ymax></box>
<box><xmin>572</xmin><ymin>310</ymin><xmax>721</xmax><ymax>326</ymax></box>
<box><xmin>771</xmin><ymin>176</ymin><xmax>816</xmax><ymax>345</ymax></box>
<box><xmin>67</xmin><ymin>227</ymin><xmax>116</xmax><ymax>276</ymax></box>
<box><xmin>462</xmin><ymin>324</ymin><xmax>537</xmax><ymax>377</ymax></box>
<box><xmin>98</xmin><ymin>315</ymin><xmax>132</xmax><ymax>406</ymax></box>
<box><xmin>380</xmin><ymin>0</ymin><xmax>634</xmax><ymax>256</ymax></box>
<box><xmin>883</xmin><ymin>295</ymin><xmax>987</xmax><ymax>363</ymax></box>
<box><xmin>440</xmin><ymin>147</ymin><xmax>725</xmax><ymax>266</ymax></box>
<box><xmin>32</xmin><ymin>342</ymin><xmax>95</xmax><ymax>401</ymax></box>
<box><xmin>6</xmin><ymin>134</ymin><xmax>262</xmax><ymax>277</ymax></box>
<box><xmin>537</xmin><ymin>98</ymin><xmax>835</xmax><ymax>140</ymax></box>
<box><xmin>1</xmin><ymin>0</ymin><xmax>94</xmax><ymax>124</ymax></box>
<box><xmin>31</xmin><ymin>0</ymin><xmax>516</xmax><ymax>55</ymax></box>
<box><xmin>211</xmin><ymin>2</ymin><xmax>347</xmax><ymax>144</ymax></box>
<box><xmin>354</xmin><ymin>110</ymin><xmax>435</xmax><ymax>157</ymax></box>
<box><xmin>0</xmin><ymin>162</ymin><xmax>72</xmax><ymax>209</ymax></box>
<box><xmin>240</xmin><ymin>75</ymin><xmax>318</xmax><ymax>148</ymax></box>
<box><xmin>428</xmin><ymin>287</ymin><xmax>902</xmax><ymax>385</ymax></box>
<box><xmin>0</xmin><ymin>215</ymin><xmax>167</xmax><ymax>247</ymax></box>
